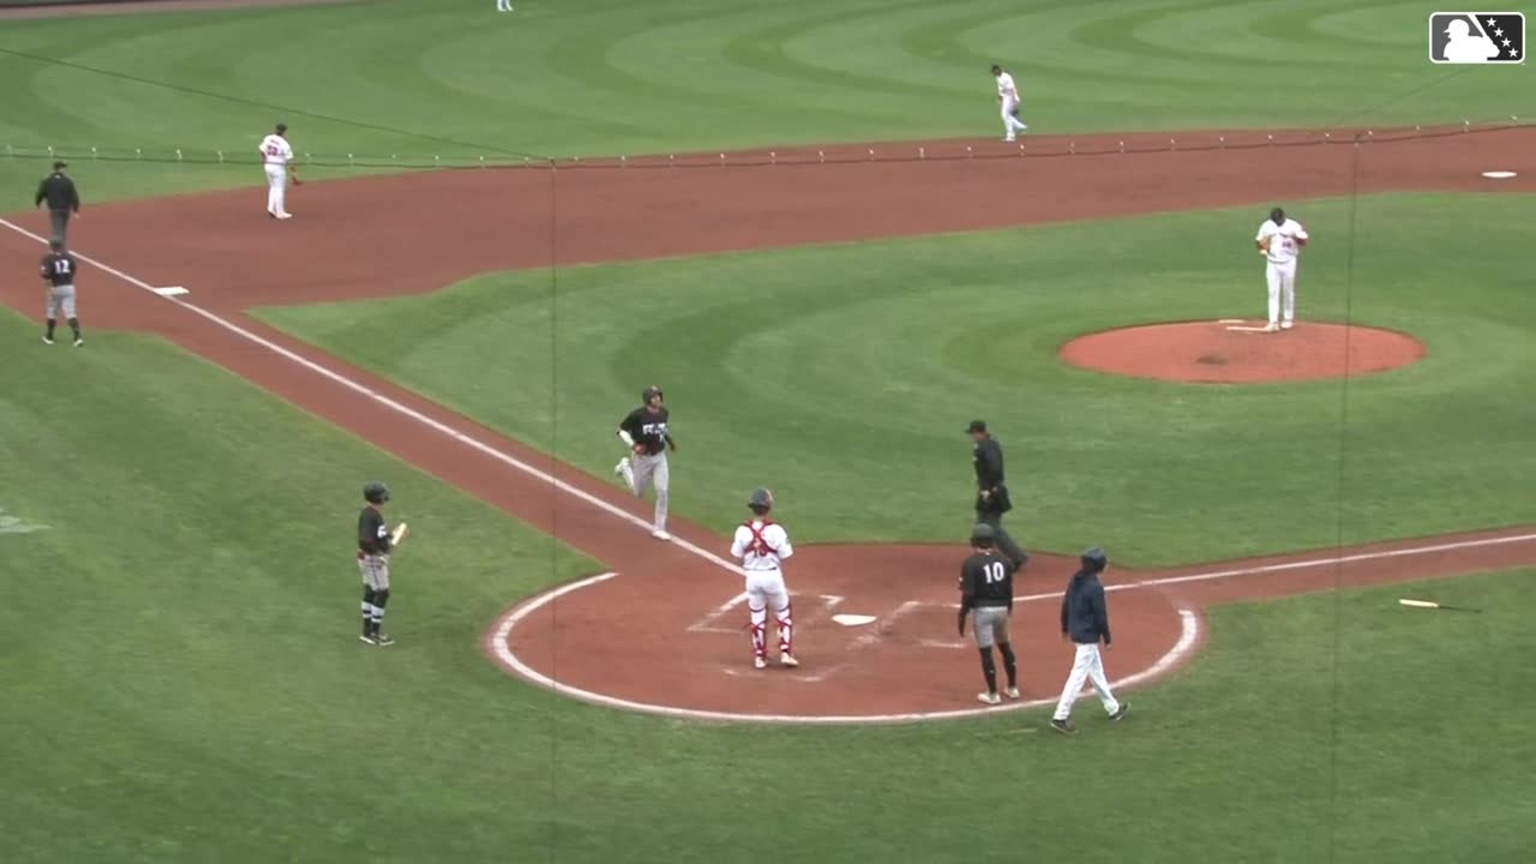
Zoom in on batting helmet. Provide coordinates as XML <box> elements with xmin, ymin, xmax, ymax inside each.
<box><xmin>1080</xmin><ymin>546</ymin><xmax>1108</xmax><ymax>572</ymax></box>
<box><xmin>971</xmin><ymin>523</ymin><xmax>997</xmax><ymax>547</ymax></box>
<box><xmin>642</xmin><ymin>385</ymin><xmax>663</xmax><ymax>404</ymax></box>
<box><xmin>363</xmin><ymin>481</ymin><xmax>390</xmax><ymax>505</ymax></box>
<box><xmin>748</xmin><ymin>487</ymin><xmax>774</xmax><ymax>511</ymax></box>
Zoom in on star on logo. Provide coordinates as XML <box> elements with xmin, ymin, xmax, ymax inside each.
<box><xmin>1494</xmin><ymin>28</ymin><xmax>1503</xmax><ymax>37</ymax></box>
<box><xmin>1513</xmin><ymin>47</ymin><xmax>1521</xmax><ymax>58</ymax></box>
<box><xmin>1485</xmin><ymin>17</ymin><xmax>1497</xmax><ymax>27</ymax></box>
<box><xmin>1503</xmin><ymin>38</ymin><xmax>1512</xmax><ymax>47</ymax></box>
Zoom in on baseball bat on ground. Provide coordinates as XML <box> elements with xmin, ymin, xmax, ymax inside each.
<box><xmin>1398</xmin><ymin>598</ymin><xmax>1481</xmax><ymax>613</ymax></box>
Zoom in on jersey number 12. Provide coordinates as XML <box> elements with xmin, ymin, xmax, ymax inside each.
<box><xmin>53</xmin><ymin>259</ymin><xmax>71</xmax><ymax>276</ymax></box>
<box><xmin>983</xmin><ymin>560</ymin><xmax>1007</xmax><ymax>584</ymax></box>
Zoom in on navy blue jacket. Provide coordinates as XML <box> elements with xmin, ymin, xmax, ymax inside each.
<box><xmin>1060</xmin><ymin>568</ymin><xmax>1111</xmax><ymax>645</ymax></box>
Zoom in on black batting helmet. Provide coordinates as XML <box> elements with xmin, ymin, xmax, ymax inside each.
<box><xmin>748</xmin><ymin>487</ymin><xmax>774</xmax><ymax>511</ymax></box>
<box><xmin>971</xmin><ymin>523</ymin><xmax>997</xmax><ymax>547</ymax></box>
<box><xmin>363</xmin><ymin>481</ymin><xmax>390</xmax><ymax>504</ymax></box>
<box><xmin>642</xmin><ymin>385</ymin><xmax>663</xmax><ymax>404</ymax></box>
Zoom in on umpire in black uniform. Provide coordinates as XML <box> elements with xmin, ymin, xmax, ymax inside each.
<box><xmin>35</xmin><ymin>161</ymin><xmax>81</xmax><ymax>246</ymax></box>
<box><xmin>966</xmin><ymin>419</ymin><xmax>1028</xmax><ymax>570</ymax></box>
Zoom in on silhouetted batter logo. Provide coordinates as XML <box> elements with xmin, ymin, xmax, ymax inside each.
<box><xmin>1429</xmin><ymin>13</ymin><xmax>1524</xmax><ymax>63</ymax></box>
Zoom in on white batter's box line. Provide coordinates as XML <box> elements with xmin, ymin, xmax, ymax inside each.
<box><xmin>687</xmin><ymin>591</ymin><xmax>844</xmax><ymax>634</ymax></box>
<box><xmin>918</xmin><ymin>638</ymin><xmax>970</xmax><ymax>650</ymax></box>
<box><xmin>851</xmin><ymin>599</ymin><xmax>923</xmax><ymax>649</ymax></box>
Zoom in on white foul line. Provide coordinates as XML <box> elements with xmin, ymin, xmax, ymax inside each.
<box><xmin>948</xmin><ymin>532</ymin><xmax>1536</xmax><ymax>607</ymax></box>
<box><xmin>490</xmin><ymin>573</ymin><xmax>1202</xmax><ymax>724</ymax></box>
<box><xmin>0</xmin><ymin>217</ymin><xmax>748</xmax><ymax>577</ymax></box>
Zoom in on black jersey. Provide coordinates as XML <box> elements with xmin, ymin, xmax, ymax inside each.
<box><xmin>619</xmin><ymin>405</ymin><xmax>671</xmax><ymax>456</ymax></box>
<box><xmin>972</xmin><ymin>436</ymin><xmax>1005</xmax><ymax>489</ymax></box>
<box><xmin>40</xmin><ymin>252</ymin><xmax>77</xmax><ymax>287</ymax></box>
<box><xmin>958</xmin><ymin>551</ymin><xmax>1015</xmax><ymax>610</ymax></box>
<box><xmin>358</xmin><ymin>505</ymin><xmax>391</xmax><ymax>556</ymax></box>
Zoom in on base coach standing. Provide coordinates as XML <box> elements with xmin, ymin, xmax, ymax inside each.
<box><xmin>966</xmin><ymin>419</ymin><xmax>1028</xmax><ymax>570</ymax></box>
<box><xmin>35</xmin><ymin>161</ymin><xmax>81</xmax><ymax>246</ymax></box>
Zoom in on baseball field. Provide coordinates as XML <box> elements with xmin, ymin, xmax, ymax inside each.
<box><xmin>2</xmin><ymin>0</ymin><xmax>1533</xmax><ymax>861</ymax></box>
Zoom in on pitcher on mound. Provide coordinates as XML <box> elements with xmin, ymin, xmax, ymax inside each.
<box><xmin>730</xmin><ymin>488</ymin><xmax>797</xmax><ymax>669</ymax></box>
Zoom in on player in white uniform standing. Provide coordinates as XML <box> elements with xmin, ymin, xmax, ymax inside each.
<box><xmin>991</xmin><ymin>64</ymin><xmax>1029</xmax><ymax>142</ymax></box>
<box><xmin>258</xmin><ymin>123</ymin><xmax>298</xmax><ymax>220</ymax></box>
<box><xmin>1254</xmin><ymin>206</ymin><xmax>1309</xmax><ymax>331</ymax></box>
<box><xmin>730</xmin><ymin>488</ymin><xmax>797</xmax><ymax>670</ymax></box>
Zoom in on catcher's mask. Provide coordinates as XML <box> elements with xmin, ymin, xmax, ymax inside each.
<box><xmin>1080</xmin><ymin>546</ymin><xmax>1109</xmax><ymax>573</ymax></box>
<box><xmin>363</xmin><ymin>481</ymin><xmax>391</xmax><ymax>505</ymax></box>
<box><xmin>971</xmin><ymin>523</ymin><xmax>997</xmax><ymax>547</ymax></box>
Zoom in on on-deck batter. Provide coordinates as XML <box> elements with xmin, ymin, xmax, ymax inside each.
<box><xmin>730</xmin><ymin>487</ymin><xmax>797</xmax><ymax>670</ymax></box>
<box><xmin>1254</xmin><ymin>206</ymin><xmax>1309</xmax><ymax>332</ymax></box>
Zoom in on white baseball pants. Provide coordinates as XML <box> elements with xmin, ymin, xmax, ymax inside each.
<box><xmin>1266</xmin><ymin>259</ymin><xmax>1298</xmax><ymax>325</ymax></box>
<box><xmin>1052</xmin><ymin>642</ymin><xmax>1121</xmax><ymax>721</ymax></box>
<box><xmin>745</xmin><ymin>568</ymin><xmax>792</xmax><ymax>659</ymax></box>
<box><xmin>1000</xmin><ymin>97</ymin><xmax>1028</xmax><ymax>138</ymax></box>
<box><xmin>264</xmin><ymin>164</ymin><xmax>288</xmax><ymax>216</ymax></box>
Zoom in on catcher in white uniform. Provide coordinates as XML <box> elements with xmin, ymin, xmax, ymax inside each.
<box><xmin>1254</xmin><ymin>206</ymin><xmax>1309</xmax><ymax>331</ymax></box>
<box><xmin>730</xmin><ymin>488</ymin><xmax>797</xmax><ymax>670</ymax></box>
<box><xmin>258</xmin><ymin>123</ymin><xmax>299</xmax><ymax>220</ymax></box>
<box><xmin>991</xmin><ymin>64</ymin><xmax>1029</xmax><ymax>142</ymax></box>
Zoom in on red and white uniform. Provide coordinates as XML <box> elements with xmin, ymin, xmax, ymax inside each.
<box><xmin>259</xmin><ymin>133</ymin><xmax>293</xmax><ymax>218</ymax></box>
<box><xmin>730</xmin><ymin>518</ymin><xmax>794</xmax><ymax>664</ymax></box>
<box><xmin>1256</xmin><ymin>217</ymin><xmax>1308</xmax><ymax>328</ymax></box>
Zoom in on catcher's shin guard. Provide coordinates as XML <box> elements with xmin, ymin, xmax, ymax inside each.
<box><xmin>748</xmin><ymin>604</ymin><xmax>768</xmax><ymax>657</ymax></box>
<box><xmin>775</xmin><ymin>602</ymin><xmax>793</xmax><ymax>656</ymax></box>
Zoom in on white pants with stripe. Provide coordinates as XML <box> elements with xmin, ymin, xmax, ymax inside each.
<box><xmin>745</xmin><ymin>568</ymin><xmax>792</xmax><ymax>658</ymax></box>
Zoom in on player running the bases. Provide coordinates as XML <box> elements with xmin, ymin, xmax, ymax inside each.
<box><xmin>730</xmin><ymin>488</ymin><xmax>797</xmax><ymax>670</ymax></box>
<box><xmin>614</xmin><ymin>385</ymin><xmax>676</xmax><ymax>541</ymax></box>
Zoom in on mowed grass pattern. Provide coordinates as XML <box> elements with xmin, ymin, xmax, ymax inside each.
<box><xmin>0</xmin><ymin>0</ymin><xmax>1529</xmax><ymax>201</ymax></box>
<box><xmin>257</xmin><ymin>193</ymin><xmax>1536</xmax><ymax>565</ymax></box>
<box><xmin>0</xmin><ymin>315</ymin><xmax>1528</xmax><ymax>863</ymax></box>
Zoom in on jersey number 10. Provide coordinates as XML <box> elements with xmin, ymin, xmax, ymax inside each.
<box><xmin>983</xmin><ymin>560</ymin><xmax>1008</xmax><ymax>584</ymax></box>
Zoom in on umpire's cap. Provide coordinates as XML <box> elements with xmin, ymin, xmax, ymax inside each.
<box><xmin>748</xmin><ymin>487</ymin><xmax>774</xmax><ymax>511</ymax></box>
<box><xmin>48</xmin><ymin>239</ymin><xmax>64</xmax><ymax>251</ymax></box>
<box><xmin>363</xmin><ymin>481</ymin><xmax>391</xmax><ymax>504</ymax></box>
<box><xmin>966</xmin><ymin>419</ymin><xmax>988</xmax><ymax>434</ymax></box>
<box><xmin>971</xmin><ymin>523</ymin><xmax>997</xmax><ymax>546</ymax></box>
<box><xmin>1080</xmin><ymin>546</ymin><xmax>1108</xmax><ymax>572</ymax></box>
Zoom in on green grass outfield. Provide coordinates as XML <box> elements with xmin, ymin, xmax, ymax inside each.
<box><xmin>256</xmin><ymin>192</ymin><xmax>1536</xmax><ymax>566</ymax></box>
<box><xmin>1</xmin><ymin>314</ymin><xmax>1529</xmax><ymax>860</ymax></box>
<box><xmin>2</xmin><ymin>0</ymin><xmax>1530</xmax><ymax>202</ymax></box>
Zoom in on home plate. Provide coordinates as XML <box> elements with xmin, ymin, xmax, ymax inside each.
<box><xmin>153</xmin><ymin>286</ymin><xmax>189</xmax><ymax>296</ymax></box>
<box><xmin>1481</xmin><ymin>170</ymin><xmax>1517</xmax><ymax>179</ymax></box>
<box><xmin>832</xmin><ymin>614</ymin><xmax>877</xmax><ymax>626</ymax></box>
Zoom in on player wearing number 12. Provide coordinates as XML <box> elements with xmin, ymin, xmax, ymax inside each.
<box><xmin>957</xmin><ymin>523</ymin><xmax>1020</xmax><ymax>706</ymax></box>
<box><xmin>38</xmin><ymin>240</ymin><xmax>83</xmax><ymax>347</ymax></box>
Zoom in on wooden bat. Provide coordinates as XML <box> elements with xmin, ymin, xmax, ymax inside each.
<box><xmin>391</xmin><ymin>522</ymin><xmax>409</xmax><ymax>546</ymax></box>
<box><xmin>1398</xmin><ymin>598</ymin><xmax>1481</xmax><ymax>613</ymax></box>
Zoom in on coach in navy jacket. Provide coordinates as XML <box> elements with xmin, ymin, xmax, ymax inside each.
<box><xmin>1049</xmin><ymin>548</ymin><xmax>1129</xmax><ymax>733</ymax></box>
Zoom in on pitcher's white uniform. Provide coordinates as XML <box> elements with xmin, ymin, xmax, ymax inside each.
<box><xmin>992</xmin><ymin>66</ymin><xmax>1029</xmax><ymax>141</ymax></box>
<box><xmin>259</xmin><ymin>128</ymin><xmax>294</xmax><ymax>219</ymax></box>
<box><xmin>1255</xmin><ymin>210</ymin><xmax>1308</xmax><ymax>330</ymax></box>
<box><xmin>731</xmin><ymin>516</ymin><xmax>796</xmax><ymax>669</ymax></box>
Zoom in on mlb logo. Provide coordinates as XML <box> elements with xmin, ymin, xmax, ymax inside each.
<box><xmin>1429</xmin><ymin>12</ymin><xmax>1525</xmax><ymax>63</ymax></box>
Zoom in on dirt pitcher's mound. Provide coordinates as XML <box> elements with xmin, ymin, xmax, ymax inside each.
<box><xmin>1059</xmin><ymin>321</ymin><xmax>1425</xmax><ymax>384</ymax></box>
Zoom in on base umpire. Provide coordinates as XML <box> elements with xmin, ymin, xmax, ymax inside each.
<box><xmin>35</xmin><ymin>161</ymin><xmax>81</xmax><ymax>246</ymax></box>
<box><xmin>966</xmin><ymin>419</ymin><xmax>1028</xmax><ymax>570</ymax></box>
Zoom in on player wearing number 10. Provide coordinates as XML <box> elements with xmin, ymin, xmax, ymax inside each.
<box><xmin>957</xmin><ymin>523</ymin><xmax>1020</xmax><ymax>706</ymax></box>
